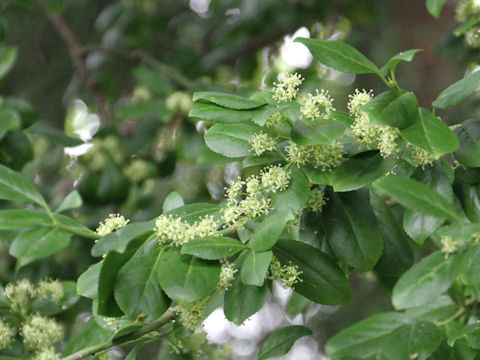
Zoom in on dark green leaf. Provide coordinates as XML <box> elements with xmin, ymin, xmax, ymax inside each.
<box><xmin>0</xmin><ymin>209</ymin><xmax>51</xmax><ymax>229</ymax></box>
<box><xmin>77</xmin><ymin>262</ymin><xmax>102</xmax><ymax>299</ymax></box>
<box><xmin>392</xmin><ymin>252</ymin><xmax>458</xmax><ymax>309</ymax></box>
<box><xmin>240</xmin><ymin>250</ymin><xmax>272</xmax><ymax>286</ymax></box>
<box><xmin>291</xmin><ymin>118</ymin><xmax>346</xmax><ymax>146</ymax></box>
<box><xmin>295</xmin><ymin>38</ymin><xmax>379</xmax><ymax>74</ymax></box>
<box><xmin>380</xmin><ymin>49</ymin><xmax>422</xmax><ymax>75</ymax></box>
<box><xmin>323</xmin><ymin>189</ymin><xmax>383</xmax><ymax>271</ymax></box>
<box><xmin>204</xmin><ymin>122</ymin><xmax>261</xmax><ymax>158</ymax></box>
<box><xmin>325</xmin><ymin>312</ymin><xmax>411</xmax><ymax>358</ymax></box>
<box><xmin>258</xmin><ymin>325</ymin><xmax>312</xmax><ymax>360</ymax></box>
<box><xmin>426</xmin><ymin>0</ymin><xmax>447</xmax><ymax>18</ymax></box>
<box><xmin>224</xmin><ymin>276</ymin><xmax>268</xmax><ymax>325</ymax></box>
<box><xmin>362</xmin><ymin>89</ymin><xmax>418</xmax><ymax>128</ymax></box>
<box><xmin>0</xmin><ymin>163</ymin><xmax>47</xmax><ymax>208</ymax></box>
<box><xmin>9</xmin><ymin>226</ymin><xmax>71</xmax><ymax>268</ymax></box>
<box><xmin>0</xmin><ymin>46</ymin><xmax>17</xmax><ymax>79</ymax></box>
<box><xmin>453</xmin><ymin>119</ymin><xmax>480</xmax><ymax>167</ymax></box>
<box><xmin>193</xmin><ymin>92</ymin><xmax>265</xmax><ymax>110</ymax></box>
<box><xmin>189</xmin><ymin>102</ymin><xmax>263</xmax><ymax>123</ymax></box>
<box><xmin>432</xmin><ymin>70</ymin><xmax>480</xmax><ymax>109</ymax></box>
<box><xmin>162</xmin><ymin>192</ymin><xmax>184</xmax><ymax>213</ymax></box>
<box><xmin>0</xmin><ymin>109</ymin><xmax>21</xmax><ymax>140</ymax></box>
<box><xmin>157</xmin><ymin>248</ymin><xmax>220</xmax><ymax>303</ymax></box>
<box><xmin>115</xmin><ymin>240</ymin><xmax>170</xmax><ymax>321</ymax></box>
<box><xmin>181</xmin><ymin>236</ymin><xmax>245</xmax><ymax>260</ymax></box>
<box><xmin>374</xmin><ymin>175</ymin><xmax>462</xmax><ymax>222</ymax></box>
<box><xmin>459</xmin><ymin>246</ymin><xmax>480</xmax><ymax>285</ymax></box>
<box><xmin>273</xmin><ymin>239</ymin><xmax>351</xmax><ymax>305</ymax></box>
<box><xmin>400</xmin><ymin>108</ymin><xmax>458</xmax><ymax>157</ymax></box>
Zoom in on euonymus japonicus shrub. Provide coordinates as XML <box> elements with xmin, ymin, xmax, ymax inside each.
<box><xmin>3</xmin><ymin>34</ymin><xmax>480</xmax><ymax>359</ymax></box>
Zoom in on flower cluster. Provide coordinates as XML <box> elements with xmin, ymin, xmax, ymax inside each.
<box><xmin>272</xmin><ymin>73</ymin><xmax>304</xmax><ymax>102</ymax></box>
<box><xmin>4</xmin><ymin>279</ymin><xmax>36</xmax><ymax>312</ymax></box>
<box><xmin>35</xmin><ymin>348</ymin><xmax>61</xmax><ymax>360</ymax></box>
<box><xmin>249</xmin><ymin>132</ymin><xmax>277</xmax><ymax>156</ymax></box>
<box><xmin>300</xmin><ymin>89</ymin><xmax>334</xmax><ymax>120</ymax></box>
<box><xmin>0</xmin><ymin>319</ymin><xmax>14</xmax><ymax>350</ymax></box>
<box><xmin>408</xmin><ymin>145</ymin><xmax>437</xmax><ymax>168</ymax></box>
<box><xmin>155</xmin><ymin>215</ymin><xmax>220</xmax><ymax>246</ymax></box>
<box><xmin>286</xmin><ymin>141</ymin><xmax>343</xmax><ymax>169</ymax></box>
<box><xmin>266</xmin><ymin>111</ymin><xmax>282</xmax><ymax>128</ymax></box>
<box><xmin>441</xmin><ymin>236</ymin><xmax>458</xmax><ymax>258</ymax></box>
<box><xmin>218</xmin><ymin>262</ymin><xmax>237</xmax><ymax>290</ymax></box>
<box><xmin>286</xmin><ymin>142</ymin><xmax>311</xmax><ymax>166</ymax></box>
<box><xmin>21</xmin><ymin>314</ymin><xmax>63</xmax><ymax>352</ymax></box>
<box><xmin>36</xmin><ymin>280</ymin><xmax>64</xmax><ymax>302</ymax></box>
<box><xmin>269</xmin><ymin>257</ymin><xmax>303</xmax><ymax>289</ymax></box>
<box><xmin>456</xmin><ymin>0</ymin><xmax>480</xmax><ymax>21</ymax></box>
<box><xmin>307</xmin><ymin>188</ymin><xmax>326</xmax><ymax>213</ymax></box>
<box><xmin>96</xmin><ymin>213</ymin><xmax>130</xmax><ymax>236</ymax></box>
<box><xmin>177</xmin><ymin>299</ymin><xmax>207</xmax><ymax>330</ymax></box>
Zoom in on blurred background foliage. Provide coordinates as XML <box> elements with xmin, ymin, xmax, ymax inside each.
<box><xmin>0</xmin><ymin>0</ymin><xmax>476</xmax><ymax>357</ymax></box>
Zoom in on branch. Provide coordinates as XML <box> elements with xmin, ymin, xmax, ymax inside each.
<box><xmin>36</xmin><ymin>1</ymin><xmax>112</xmax><ymax>125</ymax></box>
<box><xmin>62</xmin><ymin>307</ymin><xmax>178</xmax><ymax>360</ymax></box>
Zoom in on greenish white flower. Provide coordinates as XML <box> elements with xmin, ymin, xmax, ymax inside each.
<box><xmin>4</xmin><ymin>279</ymin><xmax>36</xmax><ymax>312</ymax></box>
<box><xmin>272</xmin><ymin>72</ymin><xmax>304</xmax><ymax>102</ymax></box>
<box><xmin>261</xmin><ymin>165</ymin><xmax>291</xmax><ymax>193</ymax></box>
<box><xmin>240</xmin><ymin>195</ymin><xmax>271</xmax><ymax>218</ymax></box>
<box><xmin>34</xmin><ymin>348</ymin><xmax>61</xmax><ymax>360</ymax></box>
<box><xmin>218</xmin><ymin>262</ymin><xmax>237</xmax><ymax>290</ymax></box>
<box><xmin>222</xmin><ymin>203</ymin><xmax>243</xmax><ymax>226</ymax></box>
<box><xmin>409</xmin><ymin>145</ymin><xmax>437</xmax><ymax>168</ymax></box>
<box><xmin>0</xmin><ymin>319</ymin><xmax>14</xmax><ymax>350</ymax></box>
<box><xmin>249</xmin><ymin>132</ymin><xmax>277</xmax><ymax>156</ymax></box>
<box><xmin>245</xmin><ymin>176</ymin><xmax>262</xmax><ymax>196</ymax></box>
<box><xmin>286</xmin><ymin>142</ymin><xmax>311</xmax><ymax>166</ymax></box>
<box><xmin>266</xmin><ymin>111</ymin><xmax>282</xmax><ymax>128</ymax></box>
<box><xmin>441</xmin><ymin>236</ymin><xmax>457</xmax><ymax>258</ymax></box>
<box><xmin>269</xmin><ymin>257</ymin><xmax>303</xmax><ymax>289</ymax></box>
<box><xmin>96</xmin><ymin>214</ymin><xmax>130</xmax><ymax>236</ymax></box>
<box><xmin>347</xmin><ymin>89</ymin><xmax>373</xmax><ymax>116</ymax></box>
<box><xmin>378</xmin><ymin>126</ymin><xmax>400</xmax><ymax>158</ymax></box>
<box><xmin>225</xmin><ymin>178</ymin><xmax>244</xmax><ymax>204</ymax></box>
<box><xmin>300</xmin><ymin>89</ymin><xmax>334</xmax><ymax>120</ymax></box>
<box><xmin>155</xmin><ymin>214</ymin><xmax>189</xmax><ymax>246</ymax></box>
<box><xmin>351</xmin><ymin>113</ymin><xmax>379</xmax><ymax>147</ymax></box>
<box><xmin>177</xmin><ymin>299</ymin><xmax>207</xmax><ymax>330</ymax></box>
<box><xmin>36</xmin><ymin>280</ymin><xmax>64</xmax><ymax>302</ymax></box>
<box><xmin>22</xmin><ymin>315</ymin><xmax>63</xmax><ymax>352</ymax></box>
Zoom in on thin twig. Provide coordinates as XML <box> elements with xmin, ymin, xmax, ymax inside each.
<box><xmin>35</xmin><ymin>1</ymin><xmax>111</xmax><ymax>125</ymax></box>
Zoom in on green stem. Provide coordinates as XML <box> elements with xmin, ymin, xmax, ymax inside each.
<box><xmin>61</xmin><ymin>307</ymin><xmax>178</xmax><ymax>360</ymax></box>
<box><xmin>436</xmin><ymin>306</ymin><xmax>466</xmax><ymax>327</ymax></box>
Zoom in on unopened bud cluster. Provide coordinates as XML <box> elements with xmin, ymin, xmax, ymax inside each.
<box><xmin>286</xmin><ymin>141</ymin><xmax>344</xmax><ymax>170</ymax></box>
<box><xmin>177</xmin><ymin>299</ymin><xmax>207</xmax><ymax>330</ymax></box>
<box><xmin>5</xmin><ymin>279</ymin><xmax>64</xmax><ymax>313</ymax></box>
<box><xmin>307</xmin><ymin>188</ymin><xmax>326</xmax><ymax>213</ymax></box>
<box><xmin>249</xmin><ymin>132</ymin><xmax>277</xmax><ymax>156</ymax></box>
<box><xmin>269</xmin><ymin>257</ymin><xmax>303</xmax><ymax>289</ymax></box>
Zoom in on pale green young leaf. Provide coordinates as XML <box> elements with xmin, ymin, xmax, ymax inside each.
<box><xmin>77</xmin><ymin>261</ymin><xmax>102</xmax><ymax>299</ymax></box>
<box><xmin>432</xmin><ymin>70</ymin><xmax>480</xmax><ymax>109</ymax></box>
<box><xmin>380</xmin><ymin>49</ymin><xmax>422</xmax><ymax>75</ymax></box>
<box><xmin>162</xmin><ymin>192</ymin><xmax>184</xmax><ymax>213</ymax></box>
<box><xmin>193</xmin><ymin>92</ymin><xmax>265</xmax><ymax>110</ymax></box>
<box><xmin>55</xmin><ymin>190</ymin><xmax>82</xmax><ymax>213</ymax></box>
<box><xmin>181</xmin><ymin>236</ymin><xmax>246</xmax><ymax>260</ymax></box>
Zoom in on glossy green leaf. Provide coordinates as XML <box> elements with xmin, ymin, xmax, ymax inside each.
<box><xmin>249</xmin><ymin>211</ymin><xmax>292</xmax><ymax>252</ymax></box>
<box><xmin>383</xmin><ymin>321</ymin><xmax>443</xmax><ymax>360</ymax></box>
<box><xmin>291</xmin><ymin>118</ymin><xmax>346</xmax><ymax>146</ymax></box>
<box><xmin>456</xmin><ymin>183</ymin><xmax>480</xmax><ymax>222</ymax></box>
<box><xmin>380</xmin><ymin>49</ymin><xmax>422</xmax><ymax>75</ymax></box>
<box><xmin>55</xmin><ymin>190</ymin><xmax>82</xmax><ymax>213</ymax></box>
<box><xmin>165</xmin><ymin>203</ymin><xmax>223</xmax><ymax>225</ymax></box>
<box><xmin>459</xmin><ymin>246</ymin><xmax>480</xmax><ymax>285</ymax></box>
<box><xmin>454</xmin><ymin>119</ymin><xmax>480</xmax><ymax>167</ymax></box>
<box><xmin>325</xmin><ymin>312</ymin><xmax>411</xmax><ymax>358</ymax></box>
<box><xmin>162</xmin><ymin>192</ymin><xmax>184</xmax><ymax>213</ymax></box>
<box><xmin>374</xmin><ymin>175</ymin><xmax>462</xmax><ymax>222</ymax></box>
<box><xmin>157</xmin><ymin>248</ymin><xmax>220</xmax><ymax>303</ymax></box>
<box><xmin>189</xmin><ymin>102</ymin><xmax>263</xmax><ymax>123</ymax></box>
<box><xmin>323</xmin><ymin>189</ymin><xmax>383</xmax><ymax>271</ymax></box>
<box><xmin>0</xmin><ymin>46</ymin><xmax>17</xmax><ymax>79</ymax></box>
<box><xmin>258</xmin><ymin>325</ymin><xmax>312</xmax><ymax>360</ymax></box>
<box><xmin>0</xmin><ymin>209</ymin><xmax>51</xmax><ymax>229</ymax></box>
<box><xmin>77</xmin><ymin>261</ymin><xmax>102</xmax><ymax>299</ymax></box>
<box><xmin>181</xmin><ymin>236</ymin><xmax>245</xmax><ymax>260</ymax></box>
<box><xmin>392</xmin><ymin>252</ymin><xmax>458</xmax><ymax>309</ymax></box>
<box><xmin>224</xmin><ymin>276</ymin><xmax>268</xmax><ymax>325</ymax></box>
<box><xmin>401</xmin><ymin>108</ymin><xmax>458</xmax><ymax>157</ymax></box>
<box><xmin>362</xmin><ymin>89</ymin><xmax>418</xmax><ymax>128</ymax></box>
<box><xmin>295</xmin><ymin>38</ymin><xmax>379</xmax><ymax>74</ymax></box>
<box><xmin>271</xmin><ymin>169</ymin><xmax>309</xmax><ymax>216</ymax></box>
<box><xmin>273</xmin><ymin>239</ymin><xmax>351</xmax><ymax>305</ymax></box>
<box><xmin>204</xmin><ymin>122</ymin><xmax>261</xmax><ymax>158</ymax></box>
<box><xmin>9</xmin><ymin>226</ymin><xmax>71</xmax><ymax>267</ymax></box>
<box><xmin>240</xmin><ymin>250</ymin><xmax>272</xmax><ymax>286</ymax></box>
<box><xmin>251</xmin><ymin>105</ymin><xmax>290</xmax><ymax>126</ymax></box>
<box><xmin>193</xmin><ymin>92</ymin><xmax>265</xmax><ymax>110</ymax></box>
<box><xmin>54</xmin><ymin>214</ymin><xmax>97</xmax><ymax>239</ymax></box>
<box><xmin>433</xmin><ymin>70</ymin><xmax>480</xmax><ymax>109</ymax></box>
<box><xmin>370</xmin><ymin>190</ymin><xmax>413</xmax><ymax>276</ymax></box>
<box><xmin>115</xmin><ymin>240</ymin><xmax>170</xmax><ymax>321</ymax></box>
<box><xmin>0</xmin><ymin>163</ymin><xmax>47</xmax><ymax>208</ymax></box>
<box><xmin>448</xmin><ymin>324</ymin><xmax>480</xmax><ymax>349</ymax></box>
<box><xmin>0</xmin><ymin>109</ymin><xmax>21</xmax><ymax>140</ymax></box>
<box><xmin>62</xmin><ymin>319</ymin><xmax>113</xmax><ymax>356</ymax></box>
<box><xmin>305</xmin><ymin>151</ymin><xmax>396</xmax><ymax>192</ymax></box>
<box><xmin>426</xmin><ymin>0</ymin><xmax>447</xmax><ymax>18</ymax></box>
<box><xmin>404</xmin><ymin>296</ymin><xmax>456</xmax><ymax>323</ymax></box>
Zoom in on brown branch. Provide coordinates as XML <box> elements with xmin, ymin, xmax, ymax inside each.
<box><xmin>36</xmin><ymin>1</ymin><xmax>111</xmax><ymax>125</ymax></box>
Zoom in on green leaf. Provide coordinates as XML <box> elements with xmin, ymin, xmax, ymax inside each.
<box><xmin>392</xmin><ymin>252</ymin><xmax>458</xmax><ymax>309</ymax></box>
<box><xmin>77</xmin><ymin>262</ymin><xmax>102</xmax><ymax>299</ymax></box>
<box><xmin>193</xmin><ymin>92</ymin><xmax>265</xmax><ymax>110</ymax></box>
<box><xmin>370</xmin><ymin>190</ymin><xmax>413</xmax><ymax>276</ymax></box>
<box><xmin>400</xmin><ymin>108</ymin><xmax>458</xmax><ymax>157</ymax></box>
<box><xmin>271</xmin><ymin>168</ymin><xmax>310</xmax><ymax>216</ymax></box>
<box><xmin>291</xmin><ymin>118</ymin><xmax>346</xmax><ymax>146</ymax></box>
<box><xmin>0</xmin><ymin>46</ymin><xmax>17</xmax><ymax>80</ymax></box>
<box><xmin>181</xmin><ymin>236</ymin><xmax>245</xmax><ymax>260</ymax></box>
<box><xmin>453</xmin><ymin>119</ymin><xmax>480</xmax><ymax>167</ymax></box>
<box><xmin>251</xmin><ymin>105</ymin><xmax>290</xmax><ymax>126</ymax></box>
<box><xmin>9</xmin><ymin>226</ymin><xmax>71</xmax><ymax>268</ymax></box>
<box><xmin>362</xmin><ymin>89</ymin><xmax>418</xmax><ymax>128</ymax></box>
<box><xmin>380</xmin><ymin>49</ymin><xmax>422</xmax><ymax>75</ymax></box>
<box><xmin>383</xmin><ymin>321</ymin><xmax>443</xmax><ymax>360</ymax></box>
<box><xmin>240</xmin><ymin>250</ymin><xmax>273</xmax><ymax>286</ymax></box>
<box><xmin>157</xmin><ymin>248</ymin><xmax>220</xmax><ymax>303</ymax></box>
<box><xmin>165</xmin><ymin>203</ymin><xmax>223</xmax><ymax>225</ymax></box>
<box><xmin>54</xmin><ymin>214</ymin><xmax>97</xmax><ymax>239</ymax></box>
<box><xmin>323</xmin><ymin>189</ymin><xmax>383</xmax><ymax>271</ymax></box>
<box><xmin>448</xmin><ymin>324</ymin><xmax>480</xmax><ymax>349</ymax></box>
<box><xmin>258</xmin><ymin>325</ymin><xmax>312</xmax><ymax>360</ymax></box>
<box><xmin>55</xmin><ymin>190</ymin><xmax>82</xmax><ymax>213</ymax></box>
<box><xmin>224</xmin><ymin>276</ymin><xmax>268</xmax><ymax>325</ymax></box>
<box><xmin>0</xmin><ymin>163</ymin><xmax>48</xmax><ymax>208</ymax></box>
<box><xmin>273</xmin><ymin>239</ymin><xmax>351</xmax><ymax>305</ymax></box>
<box><xmin>404</xmin><ymin>296</ymin><xmax>456</xmax><ymax>323</ymax></box>
<box><xmin>189</xmin><ymin>102</ymin><xmax>263</xmax><ymax>123</ymax></box>
<box><xmin>115</xmin><ymin>240</ymin><xmax>170</xmax><ymax>321</ymax></box>
<box><xmin>249</xmin><ymin>211</ymin><xmax>292</xmax><ymax>252</ymax></box>
<box><xmin>432</xmin><ymin>70</ymin><xmax>480</xmax><ymax>109</ymax></box>
<box><xmin>373</xmin><ymin>175</ymin><xmax>462</xmax><ymax>222</ymax></box>
<box><xmin>295</xmin><ymin>38</ymin><xmax>380</xmax><ymax>74</ymax></box>
<box><xmin>456</xmin><ymin>183</ymin><xmax>480</xmax><ymax>222</ymax></box>
<box><xmin>162</xmin><ymin>192</ymin><xmax>184</xmax><ymax>213</ymax></box>
<box><xmin>62</xmin><ymin>319</ymin><xmax>113</xmax><ymax>356</ymax></box>
<box><xmin>286</xmin><ymin>291</ymin><xmax>310</xmax><ymax>317</ymax></box>
<box><xmin>92</xmin><ymin>220</ymin><xmax>154</xmax><ymax>257</ymax></box>
<box><xmin>39</xmin><ymin>0</ymin><xmax>62</xmax><ymax>13</ymax></box>
<box><xmin>426</xmin><ymin>0</ymin><xmax>447</xmax><ymax>18</ymax></box>
<box><xmin>0</xmin><ymin>209</ymin><xmax>51</xmax><ymax>229</ymax></box>
<box><xmin>305</xmin><ymin>151</ymin><xmax>396</xmax><ymax>192</ymax></box>
<box><xmin>454</xmin><ymin>18</ymin><xmax>480</xmax><ymax>36</ymax></box>
<box><xmin>204</xmin><ymin>122</ymin><xmax>261</xmax><ymax>158</ymax></box>
<box><xmin>325</xmin><ymin>312</ymin><xmax>411</xmax><ymax>358</ymax></box>
<box><xmin>0</xmin><ymin>109</ymin><xmax>21</xmax><ymax>140</ymax></box>
<box><xmin>459</xmin><ymin>246</ymin><xmax>480</xmax><ymax>285</ymax></box>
